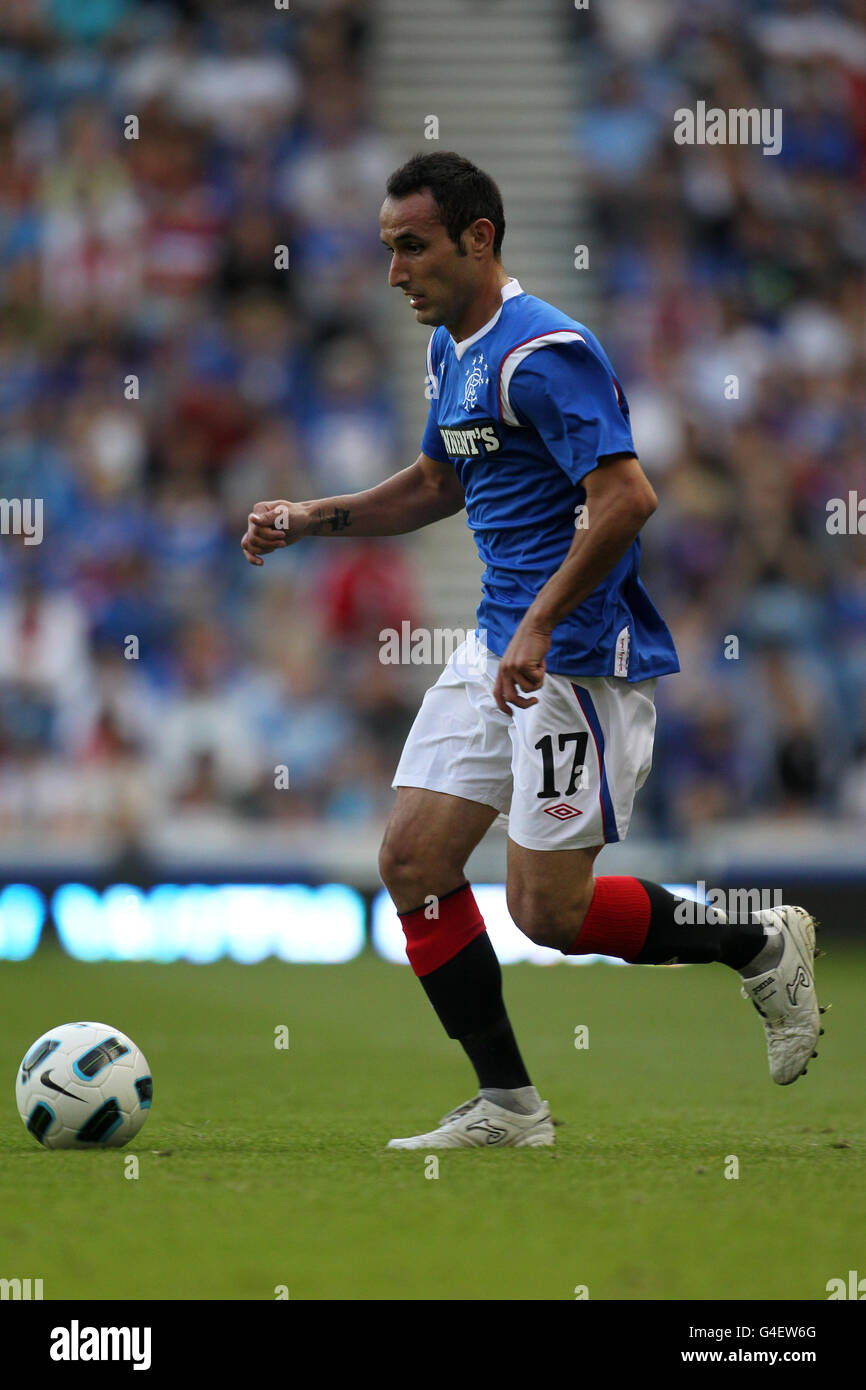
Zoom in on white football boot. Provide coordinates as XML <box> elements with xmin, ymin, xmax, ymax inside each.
<box><xmin>741</xmin><ymin>905</ymin><xmax>825</xmax><ymax>1085</ymax></box>
<box><xmin>387</xmin><ymin>1095</ymin><xmax>555</xmax><ymax>1149</ymax></box>
<box><xmin>439</xmin><ymin>1096</ymin><xmax>480</xmax><ymax>1126</ymax></box>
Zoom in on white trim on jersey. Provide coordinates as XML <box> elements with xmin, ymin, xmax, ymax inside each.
<box><xmin>450</xmin><ymin>277</ymin><xmax>524</xmax><ymax>361</ymax></box>
<box><xmin>425</xmin><ymin>331</ymin><xmax>439</xmax><ymax>400</ymax></box>
<box><xmin>498</xmin><ymin>330</ymin><xmax>587</xmax><ymax>427</ymax></box>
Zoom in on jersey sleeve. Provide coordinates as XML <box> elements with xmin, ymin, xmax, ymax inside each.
<box><xmin>420</xmin><ymin>396</ymin><xmax>448</xmax><ymax>462</ymax></box>
<box><xmin>506</xmin><ymin>341</ymin><xmax>636</xmax><ymax>484</ymax></box>
<box><xmin>419</xmin><ymin>330</ymin><xmax>450</xmax><ymax>462</ymax></box>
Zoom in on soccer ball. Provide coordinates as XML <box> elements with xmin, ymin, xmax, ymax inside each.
<box><xmin>16</xmin><ymin>1022</ymin><xmax>152</xmax><ymax>1149</ymax></box>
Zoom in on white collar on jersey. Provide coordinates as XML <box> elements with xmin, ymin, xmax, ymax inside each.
<box><xmin>450</xmin><ymin>277</ymin><xmax>523</xmax><ymax>360</ymax></box>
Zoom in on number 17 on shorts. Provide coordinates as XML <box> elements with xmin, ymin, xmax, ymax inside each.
<box><xmin>506</xmin><ymin>671</ymin><xmax>658</xmax><ymax>852</ymax></box>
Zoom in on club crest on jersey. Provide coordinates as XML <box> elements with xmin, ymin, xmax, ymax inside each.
<box><xmin>461</xmin><ymin>352</ymin><xmax>489</xmax><ymax>410</ymax></box>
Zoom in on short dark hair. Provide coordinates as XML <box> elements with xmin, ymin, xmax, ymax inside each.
<box><xmin>385</xmin><ymin>152</ymin><xmax>505</xmax><ymax>258</ymax></box>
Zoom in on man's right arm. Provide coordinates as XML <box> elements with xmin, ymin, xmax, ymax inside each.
<box><xmin>241</xmin><ymin>452</ymin><xmax>464</xmax><ymax>565</ymax></box>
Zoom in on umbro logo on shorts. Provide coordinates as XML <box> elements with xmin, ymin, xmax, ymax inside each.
<box><xmin>543</xmin><ymin>803</ymin><xmax>583</xmax><ymax>821</ymax></box>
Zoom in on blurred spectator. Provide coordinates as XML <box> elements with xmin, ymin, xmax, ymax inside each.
<box><xmin>0</xmin><ymin>0</ymin><xmax>401</xmax><ymax>847</ymax></box>
<box><xmin>566</xmin><ymin>0</ymin><xmax>866</xmax><ymax>833</ymax></box>
<box><xmin>0</xmin><ymin>575</ymin><xmax>94</xmax><ymax>753</ymax></box>
<box><xmin>153</xmin><ymin>619</ymin><xmax>264</xmax><ymax>811</ymax></box>
<box><xmin>295</xmin><ymin>331</ymin><xmax>399</xmax><ymax>494</ymax></box>
<box><xmin>39</xmin><ymin>102</ymin><xmax>143</xmax><ymax>320</ymax></box>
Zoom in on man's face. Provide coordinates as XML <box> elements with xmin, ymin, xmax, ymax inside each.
<box><xmin>379</xmin><ymin>190</ymin><xmax>479</xmax><ymax>329</ymax></box>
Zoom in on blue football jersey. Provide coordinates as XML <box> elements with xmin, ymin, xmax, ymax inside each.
<box><xmin>420</xmin><ymin>278</ymin><xmax>679</xmax><ymax>680</ymax></box>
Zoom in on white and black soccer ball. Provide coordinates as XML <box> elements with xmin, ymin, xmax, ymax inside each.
<box><xmin>16</xmin><ymin>1022</ymin><xmax>152</xmax><ymax>1149</ymax></box>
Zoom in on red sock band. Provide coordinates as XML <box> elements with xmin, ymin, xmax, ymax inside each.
<box><xmin>398</xmin><ymin>882</ymin><xmax>486</xmax><ymax>977</ymax></box>
<box><xmin>566</xmin><ymin>876</ymin><xmax>652</xmax><ymax>962</ymax></box>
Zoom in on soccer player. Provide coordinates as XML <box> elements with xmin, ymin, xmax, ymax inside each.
<box><xmin>242</xmin><ymin>152</ymin><xmax>823</xmax><ymax>1149</ymax></box>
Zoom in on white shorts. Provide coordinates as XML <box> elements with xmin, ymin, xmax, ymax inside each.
<box><xmin>392</xmin><ymin>637</ymin><xmax>657</xmax><ymax>851</ymax></box>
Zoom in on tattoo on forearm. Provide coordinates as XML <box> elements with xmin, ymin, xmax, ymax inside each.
<box><xmin>310</xmin><ymin>507</ymin><xmax>351</xmax><ymax>534</ymax></box>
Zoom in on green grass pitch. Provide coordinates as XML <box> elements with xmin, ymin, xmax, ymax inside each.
<box><xmin>1</xmin><ymin>946</ymin><xmax>864</xmax><ymax>1300</ymax></box>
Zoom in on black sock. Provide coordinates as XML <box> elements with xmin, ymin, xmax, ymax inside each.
<box><xmin>419</xmin><ymin>933</ymin><xmax>531</xmax><ymax>1090</ymax></box>
<box><xmin>459</xmin><ymin>1017</ymin><xmax>532</xmax><ymax>1091</ymax></box>
<box><xmin>631</xmin><ymin>879</ymin><xmax>767</xmax><ymax>969</ymax></box>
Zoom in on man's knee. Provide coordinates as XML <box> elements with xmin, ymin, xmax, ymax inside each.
<box><xmin>378</xmin><ymin>823</ymin><xmax>461</xmax><ymax>906</ymax></box>
<box><xmin>506</xmin><ymin>885</ymin><xmax>593</xmax><ymax>953</ymax></box>
<box><xmin>377</xmin><ymin>825</ymin><xmax>420</xmax><ymax>896</ymax></box>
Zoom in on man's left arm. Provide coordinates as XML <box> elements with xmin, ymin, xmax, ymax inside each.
<box><xmin>492</xmin><ymin>340</ymin><xmax>656</xmax><ymax>714</ymax></box>
<box><xmin>492</xmin><ymin>455</ymin><xmax>657</xmax><ymax>712</ymax></box>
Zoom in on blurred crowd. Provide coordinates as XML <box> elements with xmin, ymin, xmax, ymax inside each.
<box><xmin>0</xmin><ymin>0</ymin><xmax>424</xmax><ymax>850</ymax></box>
<box><xmin>567</xmin><ymin>0</ymin><xmax>866</xmax><ymax>835</ymax></box>
<box><xmin>0</xmin><ymin>0</ymin><xmax>864</xmax><ymax>855</ymax></box>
